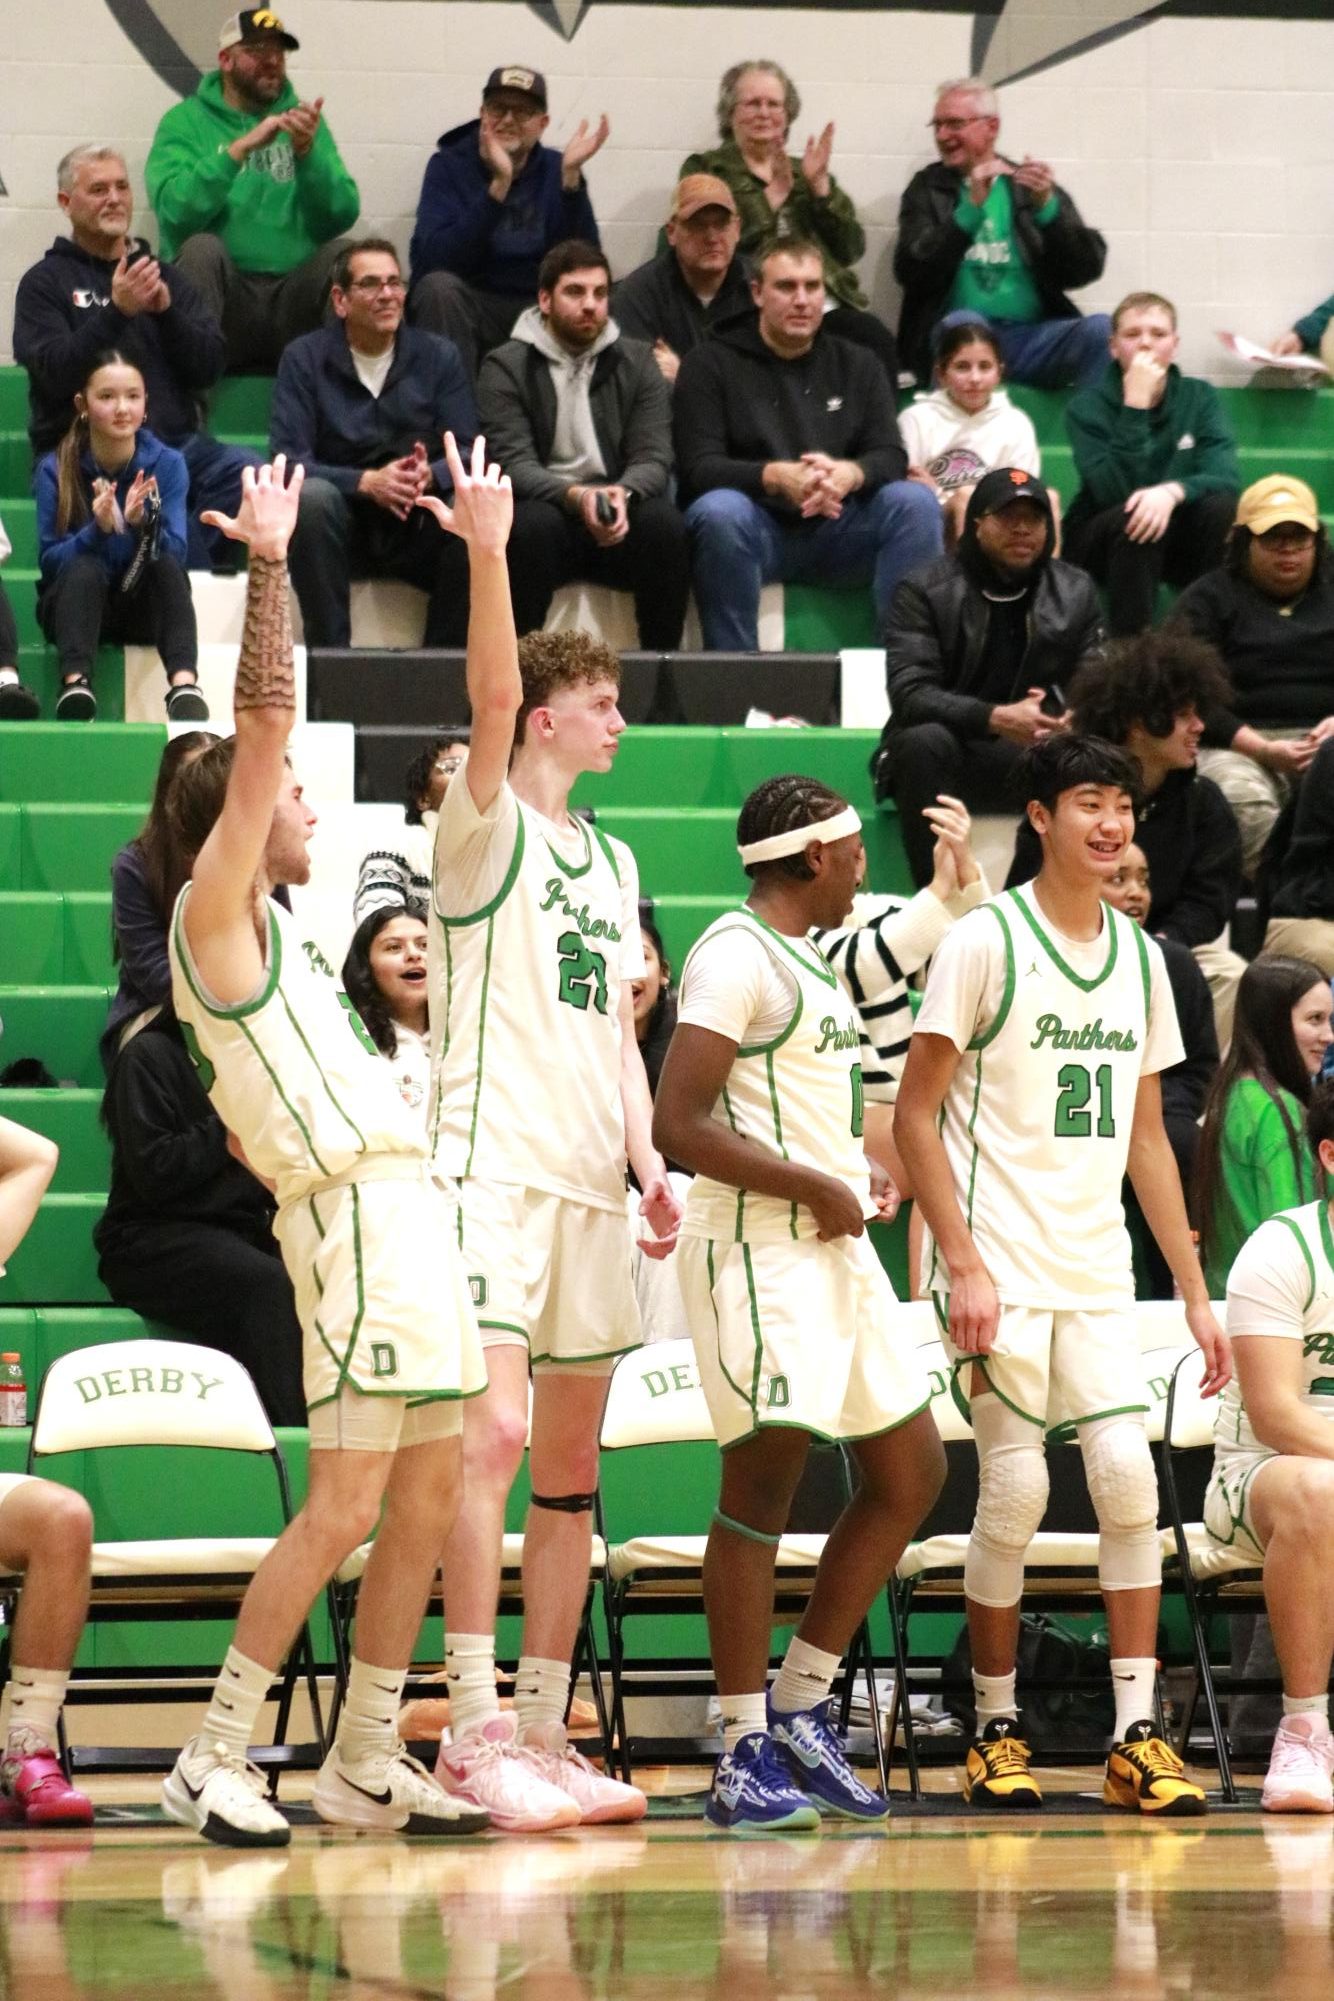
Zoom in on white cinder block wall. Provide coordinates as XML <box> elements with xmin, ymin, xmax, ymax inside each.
<box><xmin>4</xmin><ymin>3</ymin><xmax>1333</xmax><ymax>382</ymax></box>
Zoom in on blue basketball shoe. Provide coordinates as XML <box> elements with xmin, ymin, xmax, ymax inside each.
<box><xmin>706</xmin><ymin>1731</ymin><xmax>822</xmax><ymax>1834</ymax></box>
<box><xmin>768</xmin><ymin>1698</ymin><xmax>891</xmax><ymax>1821</ymax></box>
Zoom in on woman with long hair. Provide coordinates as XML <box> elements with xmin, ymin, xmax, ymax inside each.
<box><xmin>1196</xmin><ymin>953</ymin><xmax>1334</xmax><ymax>1296</ymax></box>
<box><xmin>341</xmin><ymin>907</ymin><xmax>431</xmax><ymax>1116</ymax></box>
<box><xmin>35</xmin><ymin>349</ymin><xmax>203</xmax><ymax>722</ymax></box>
<box><xmin>100</xmin><ymin>728</ymin><xmax>219</xmax><ymax>1073</ymax></box>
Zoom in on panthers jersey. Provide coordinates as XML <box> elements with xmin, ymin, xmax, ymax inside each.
<box><xmin>1220</xmin><ymin>1201</ymin><xmax>1334</xmax><ymax>1454</ymax></box>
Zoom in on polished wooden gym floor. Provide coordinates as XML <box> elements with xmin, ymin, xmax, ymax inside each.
<box><xmin>0</xmin><ymin>1761</ymin><xmax>1322</xmax><ymax>2001</ymax></box>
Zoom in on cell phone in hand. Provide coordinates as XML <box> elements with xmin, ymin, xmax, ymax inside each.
<box><xmin>594</xmin><ymin>491</ymin><xmax>617</xmax><ymax>527</ymax></box>
<box><xmin>1040</xmin><ymin>683</ymin><xmax>1066</xmax><ymax>718</ymax></box>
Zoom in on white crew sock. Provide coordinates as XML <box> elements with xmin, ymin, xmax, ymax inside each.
<box><xmin>513</xmin><ymin>1655</ymin><xmax>571</xmax><ymax>1739</ymax></box>
<box><xmin>195</xmin><ymin>1646</ymin><xmax>272</xmax><ymax>1760</ymax></box>
<box><xmin>444</xmin><ymin>1632</ymin><xmax>499</xmax><ymax>1741</ymax></box>
<box><xmin>972</xmin><ymin>1669</ymin><xmax>1018</xmax><ymax>1734</ymax></box>
<box><xmin>720</xmin><ymin>1693</ymin><xmax>769</xmax><ymax>1754</ymax></box>
<box><xmin>336</xmin><ymin>1657</ymin><xmax>406</xmax><ymax>1766</ymax></box>
<box><xmin>5</xmin><ymin>1666</ymin><xmax>68</xmax><ymax>1755</ymax></box>
<box><xmin>770</xmin><ymin>1636</ymin><xmax>841</xmax><ymax>1717</ymax></box>
<box><xmin>1110</xmin><ymin>1656</ymin><xmax>1158</xmax><ymax>1740</ymax></box>
<box><xmin>1282</xmin><ymin>1693</ymin><xmax>1330</xmax><ymax>1725</ymax></box>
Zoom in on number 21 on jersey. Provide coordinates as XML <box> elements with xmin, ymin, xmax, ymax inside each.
<box><xmin>1054</xmin><ymin>1061</ymin><xmax>1115</xmax><ymax>1139</ymax></box>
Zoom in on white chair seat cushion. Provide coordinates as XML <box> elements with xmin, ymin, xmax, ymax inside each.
<box><xmin>609</xmin><ymin>1532</ymin><xmax>826</xmax><ymax>1584</ymax></box>
<box><xmin>90</xmin><ymin>1537</ymin><xmax>276</xmax><ymax>1578</ymax></box>
<box><xmin>898</xmin><ymin>1531</ymin><xmax>1101</xmax><ymax>1581</ymax></box>
<box><xmin>1161</xmin><ymin>1522</ymin><xmax>1263</xmax><ymax>1582</ymax></box>
<box><xmin>334</xmin><ymin>1533</ymin><xmax>608</xmax><ymax>1591</ymax></box>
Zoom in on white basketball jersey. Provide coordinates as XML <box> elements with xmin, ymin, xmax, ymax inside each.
<box><xmin>922</xmin><ymin>884</ymin><xmax>1166</xmax><ymax>1307</ymax></box>
<box><xmin>1221</xmin><ymin>1201</ymin><xmax>1334</xmax><ymax>1454</ymax></box>
<box><xmin>429</xmin><ymin>797</ymin><xmax>635</xmax><ymax>1211</ymax></box>
<box><xmin>681</xmin><ymin>910</ymin><xmax>873</xmax><ymax>1245</ymax></box>
<box><xmin>170</xmin><ymin>889</ymin><xmax>427</xmax><ymax>1207</ymax></box>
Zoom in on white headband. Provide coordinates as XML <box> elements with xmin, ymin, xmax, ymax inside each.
<box><xmin>738</xmin><ymin>804</ymin><xmax>862</xmax><ymax>866</ymax></box>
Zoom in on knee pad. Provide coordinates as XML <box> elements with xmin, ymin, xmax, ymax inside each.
<box><xmin>964</xmin><ymin>1394</ymin><xmax>1050</xmax><ymax>1609</ymax></box>
<box><xmin>1079</xmin><ymin>1416</ymin><xmax>1161</xmax><ymax>1593</ymax></box>
<box><xmin>530</xmin><ymin>1491</ymin><xmax>596</xmax><ymax>1515</ymax></box>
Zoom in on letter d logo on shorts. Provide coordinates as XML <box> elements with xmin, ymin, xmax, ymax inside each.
<box><xmin>370</xmin><ymin>1342</ymin><xmax>399</xmax><ymax>1379</ymax></box>
<box><xmin>766</xmin><ymin>1374</ymin><xmax>790</xmax><ymax>1410</ymax></box>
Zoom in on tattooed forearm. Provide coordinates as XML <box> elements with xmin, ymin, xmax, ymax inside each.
<box><xmin>233</xmin><ymin>556</ymin><xmax>295</xmax><ymax>712</ymax></box>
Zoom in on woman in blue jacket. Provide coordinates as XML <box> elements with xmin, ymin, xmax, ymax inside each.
<box><xmin>35</xmin><ymin>349</ymin><xmax>204</xmax><ymax>723</ymax></box>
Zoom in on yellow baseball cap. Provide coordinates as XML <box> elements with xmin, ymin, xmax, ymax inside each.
<box><xmin>1235</xmin><ymin>475</ymin><xmax>1319</xmax><ymax>536</ymax></box>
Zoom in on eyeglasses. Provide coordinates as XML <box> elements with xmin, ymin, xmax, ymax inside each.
<box><xmin>486</xmin><ymin>100</ymin><xmax>542</xmax><ymax>123</ymax></box>
<box><xmin>736</xmin><ymin>96</ymin><xmax>785</xmax><ymax>113</ymax></box>
<box><xmin>433</xmin><ymin>755</ymin><xmax>465</xmax><ymax>774</ymax></box>
<box><xmin>346</xmin><ymin>276</ymin><xmax>406</xmax><ymax>295</ymax></box>
<box><xmin>930</xmin><ymin>116</ymin><xmax>987</xmax><ymax>132</ymax></box>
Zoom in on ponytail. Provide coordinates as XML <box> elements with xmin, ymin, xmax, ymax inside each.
<box><xmin>55</xmin><ymin>348</ymin><xmax>140</xmax><ymax>536</ymax></box>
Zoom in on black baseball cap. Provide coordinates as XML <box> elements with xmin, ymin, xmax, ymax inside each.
<box><xmin>483</xmin><ymin>65</ymin><xmax>548</xmax><ymax>109</ymax></box>
<box><xmin>971</xmin><ymin>467</ymin><xmax>1048</xmax><ymax>517</ymax></box>
<box><xmin>219</xmin><ymin>10</ymin><xmax>299</xmax><ymax>51</ymax></box>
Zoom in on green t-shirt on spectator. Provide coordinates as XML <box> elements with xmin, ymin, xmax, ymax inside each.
<box><xmin>948</xmin><ymin>176</ymin><xmax>1058</xmax><ymax>326</ymax></box>
<box><xmin>1203</xmin><ymin>1075</ymin><xmax>1320</xmax><ymax>1296</ymax></box>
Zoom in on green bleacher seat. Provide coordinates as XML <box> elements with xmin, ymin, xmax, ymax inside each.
<box><xmin>0</xmin><ymin>987</ymin><xmax>112</xmax><ymax>1088</ymax></box>
<box><xmin>8</xmin><ymin>649</ymin><xmax>128</xmax><ymax>723</ymax></box>
<box><xmin>0</xmin><ymin>370</ymin><xmax>28</xmax><ymax>428</ymax></box>
<box><xmin>0</xmin><ymin>723</ymin><xmax>163</xmax><ymax>803</ymax></box>
<box><xmin>0</xmin><ymin>433</ymin><xmax>32</xmax><ymax>491</ymax></box>
<box><xmin>20</xmin><ymin>803</ymin><xmax>142</xmax><ymax>891</ymax></box>
<box><xmin>0</xmin><ymin>895</ymin><xmax>114</xmax><ymax>984</ymax></box>
<box><xmin>1</xmin><ymin>499</ymin><xmax>36</xmax><ymax>565</ymax></box>
<box><xmin>3</xmin><ymin>1192</ymin><xmax>108</xmax><ymax>1304</ymax></box>
<box><xmin>595</xmin><ymin>804</ymin><xmax>906</xmax><ymax>899</ymax></box>
<box><xmin>574</xmin><ymin>726</ymin><xmax>884</xmax><ymax>812</ymax></box>
<box><xmin>0</xmin><ymin>1090</ymin><xmax>110</xmax><ymax>1192</ymax></box>
<box><xmin>0</xmin><ymin>802</ymin><xmax>21</xmax><ymax>886</ymax></box>
<box><xmin>209</xmin><ymin>375</ymin><xmax>275</xmax><ymax>434</ymax></box>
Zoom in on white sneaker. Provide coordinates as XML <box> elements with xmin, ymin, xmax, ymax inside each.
<box><xmin>517</xmin><ymin>1721</ymin><xmax>647</xmax><ymax>1825</ymax></box>
<box><xmin>434</xmin><ymin>1713</ymin><xmax>580</xmax><ymax>1832</ymax></box>
<box><xmin>1262</xmin><ymin>1719</ymin><xmax>1334</xmax><ymax>1814</ymax></box>
<box><xmin>161</xmin><ymin>1738</ymin><xmax>290</xmax><ymax>1848</ymax></box>
<box><xmin>312</xmin><ymin>1742</ymin><xmax>490</xmax><ymax>1834</ymax></box>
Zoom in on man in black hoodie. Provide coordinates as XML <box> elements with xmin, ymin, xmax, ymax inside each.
<box><xmin>674</xmin><ymin>240</ymin><xmax>941</xmax><ymax>652</ymax></box>
<box><xmin>13</xmin><ymin>145</ymin><xmax>261</xmax><ymax>569</ymax></box>
<box><xmin>873</xmin><ymin>467</ymin><xmax>1104</xmax><ymax>885</ymax></box>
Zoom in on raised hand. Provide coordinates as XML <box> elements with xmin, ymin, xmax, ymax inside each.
<box><xmin>200</xmin><ymin>456</ymin><xmax>305</xmax><ymax>562</ymax></box>
<box><xmin>1012</xmin><ymin>155</ymin><xmax>1055</xmax><ymax>203</ymax></box>
<box><xmin>417</xmin><ymin>432</ymin><xmax>513</xmax><ymax>555</ymax></box>
<box><xmin>278</xmin><ymin>97</ymin><xmax>323</xmax><ymax>159</ymax></box>
<box><xmin>561</xmin><ymin>114</ymin><xmax>610</xmax><ymax>185</ymax></box>
<box><xmin>479</xmin><ymin>111</ymin><xmax>516</xmax><ymax>192</ymax></box>
<box><xmin>800</xmin><ymin>121</ymin><xmax>834</xmax><ymax>197</ymax></box>
<box><xmin>123</xmin><ymin>470</ymin><xmax>157</xmax><ymax>527</ymax></box>
<box><xmin>924</xmin><ymin>793</ymin><xmax>980</xmax><ymax>895</ymax></box>
<box><xmin>91</xmin><ymin>477</ymin><xmax>121</xmax><ymax>535</ymax></box>
<box><xmin>766</xmin><ymin>142</ymin><xmax>794</xmax><ymax>211</ymax></box>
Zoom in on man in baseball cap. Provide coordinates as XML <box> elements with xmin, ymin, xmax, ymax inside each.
<box><xmin>1174</xmin><ymin>471</ymin><xmax>1334</xmax><ymax>873</ymax></box>
<box><xmin>145</xmin><ymin>7</ymin><xmax>359</xmax><ymax>369</ymax></box>
<box><xmin>410</xmin><ymin>67</ymin><xmax>610</xmax><ymax>379</ymax></box>
<box><xmin>875</xmin><ymin>464</ymin><xmax>1105</xmax><ymax>885</ymax></box>
<box><xmin>613</xmin><ymin>174</ymin><xmax>749</xmax><ymax>385</ymax></box>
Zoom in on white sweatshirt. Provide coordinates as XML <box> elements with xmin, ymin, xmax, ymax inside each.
<box><xmin>897</xmin><ymin>387</ymin><xmax>1041</xmax><ymax>494</ymax></box>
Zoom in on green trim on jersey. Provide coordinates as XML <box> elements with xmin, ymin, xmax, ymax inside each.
<box><xmin>745</xmin><ymin>906</ymin><xmax>838</xmax><ymax>989</ymax></box>
<box><xmin>543</xmin><ymin>813</ymin><xmax>593</xmax><ymax>880</ymax></box>
<box><xmin>437</xmin><ymin>809</ymin><xmax>527</xmax><ymax>928</ymax></box>
<box><xmin>718</xmin><ymin>1394</ymin><xmax>934</xmax><ymax>1453</ymax></box>
<box><xmin>462</xmin><ymin>916</ymin><xmax>498</xmax><ymax>1177</ymax></box>
<box><xmin>592</xmin><ymin>824</ymin><xmax>622</xmax><ymax>885</ymax></box>
<box><xmin>741</xmin><ymin>1242</ymin><xmax>765</xmax><ymax>1423</ymax></box>
<box><xmin>236</xmin><ymin>1013</ymin><xmax>331</xmax><ymax>1179</ymax></box>
<box><xmin>761</xmin><ymin>1050</ymin><xmax>800</xmax><ymax>1242</ymax></box>
<box><xmin>1130</xmin><ymin>918</ymin><xmax>1152</xmax><ymax>1019</ymax></box>
<box><xmin>1320</xmin><ymin>1203</ymin><xmax>1334</xmax><ymax>1290</ymax></box>
<box><xmin>1008</xmin><ymin>885</ymin><xmax>1120</xmax><ymax>994</ymax></box>
<box><xmin>478</xmin><ymin>1319</ymin><xmax>530</xmax><ymax>1343</ymax></box>
<box><xmin>707</xmin><ymin>1238</ymin><xmax>754</xmax><ymax>1409</ymax></box>
<box><xmin>429</xmin><ymin>924</ymin><xmax>455</xmax><ymax>1158</ymax></box>
<box><xmin>969</xmin><ymin>900</ymin><xmax>1016</xmax><ymax>1052</ymax></box>
<box><xmin>310</xmin><ymin>1182</ymin><xmax>367</xmax><ymax>1401</ymax></box>
<box><xmin>173</xmin><ymin>891</ymin><xmax>284</xmax><ymax>1021</ymax></box>
<box><xmin>682</xmin><ymin>916</ymin><xmax>805</xmax><ymax>1060</ymax></box>
<box><xmin>720</xmin><ymin>1086</ymin><xmax>747</xmax><ymax>1242</ymax></box>
<box><xmin>279</xmin><ymin>987</ymin><xmax>367</xmax><ymax>1154</ymax></box>
<box><xmin>972</xmin><ymin>1354</ymin><xmax>1047</xmax><ymax>1428</ymax></box>
<box><xmin>1059</xmin><ymin>1399</ymin><xmax>1150</xmax><ymax>1431</ymax></box>
<box><xmin>1276</xmin><ymin>1212</ymin><xmax>1319</xmax><ymax>1312</ymax></box>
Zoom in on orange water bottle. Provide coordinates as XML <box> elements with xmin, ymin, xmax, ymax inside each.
<box><xmin>0</xmin><ymin>1353</ymin><xmax>26</xmax><ymax>1428</ymax></box>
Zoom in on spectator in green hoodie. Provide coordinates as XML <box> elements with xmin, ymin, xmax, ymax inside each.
<box><xmin>145</xmin><ymin>9</ymin><xmax>359</xmax><ymax>371</ymax></box>
<box><xmin>1064</xmin><ymin>291</ymin><xmax>1240</xmax><ymax>636</ymax></box>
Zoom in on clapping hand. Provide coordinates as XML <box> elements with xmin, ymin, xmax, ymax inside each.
<box><xmin>111</xmin><ymin>252</ymin><xmax>169</xmax><ymax>318</ymax></box>
<box><xmin>123</xmin><ymin>470</ymin><xmax>158</xmax><ymax>528</ymax></box>
<box><xmin>91</xmin><ymin>477</ymin><xmax>122</xmax><ymax>535</ymax></box>
<box><xmin>925</xmin><ymin>794</ymin><xmax>980</xmax><ymax>898</ymax></box>
<box><xmin>278</xmin><ymin>97</ymin><xmax>323</xmax><ymax>159</ymax></box>
<box><xmin>561</xmin><ymin>114</ymin><xmax>610</xmax><ymax>186</ymax></box>
<box><xmin>1011</xmin><ymin>156</ymin><xmax>1055</xmax><ymax>203</ymax></box>
<box><xmin>800</xmin><ymin>121</ymin><xmax>835</xmax><ymax>198</ymax></box>
<box><xmin>765</xmin><ymin>142</ymin><xmax>794</xmax><ymax>211</ymax></box>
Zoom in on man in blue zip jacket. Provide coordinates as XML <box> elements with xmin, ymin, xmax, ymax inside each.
<box><xmin>270</xmin><ymin>238</ymin><xmax>477</xmax><ymax>647</ymax></box>
<box><xmin>409</xmin><ymin>65</ymin><xmax>609</xmax><ymax>381</ymax></box>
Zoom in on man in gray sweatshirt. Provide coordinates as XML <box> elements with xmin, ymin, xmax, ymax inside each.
<box><xmin>476</xmin><ymin>238</ymin><xmax>689</xmax><ymax>645</ymax></box>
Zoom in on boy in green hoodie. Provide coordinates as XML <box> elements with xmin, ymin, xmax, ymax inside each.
<box><xmin>1064</xmin><ymin>292</ymin><xmax>1239</xmax><ymax>637</ymax></box>
<box><xmin>145</xmin><ymin>9</ymin><xmax>359</xmax><ymax>370</ymax></box>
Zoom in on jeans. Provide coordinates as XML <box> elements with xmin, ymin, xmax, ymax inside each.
<box><xmin>178</xmin><ymin>431</ymin><xmax>266</xmax><ymax>570</ymax></box>
<box><xmin>684</xmin><ymin>481</ymin><xmax>943</xmax><ymax>651</ymax></box>
<box><xmin>990</xmin><ymin>314</ymin><xmax>1112</xmax><ymax>390</ymax></box>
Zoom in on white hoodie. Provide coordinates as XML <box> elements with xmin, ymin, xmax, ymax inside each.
<box><xmin>897</xmin><ymin>387</ymin><xmax>1041</xmax><ymax>495</ymax></box>
<box><xmin>512</xmin><ymin>303</ymin><xmax>620</xmax><ymax>484</ymax></box>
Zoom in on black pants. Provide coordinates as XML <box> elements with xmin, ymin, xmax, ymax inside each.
<box><xmin>409</xmin><ymin>273</ymin><xmax>525</xmax><ymax>382</ymax></box>
<box><xmin>506</xmin><ymin>496</ymin><xmax>690</xmax><ymax>649</ymax></box>
<box><xmin>289</xmin><ymin>478</ymin><xmax>473</xmax><ymax>647</ymax></box>
<box><xmin>1064</xmin><ymin>489</ymin><xmax>1238</xmax><ymax>636</ymax></box>
<box><xmin>825</xmin><ymin>304</ymin><xmax>900</xmax><ymax>384</ymax></box>
<box><xmin>1126</xmin><ymin>1108</ymin><xmax>1201</xmax><ymax>1299</ymax></box>
<box><xmin>875</xmin><ymin>724</ymin><xmax>1023</xmax><ymax>886</ymax></box>
<box><xmin>174</xmin><ymin>234</ymin><xmax>350</xmax><ymax>372</ymax></box>
<box><xmin>38</xmin><ymin>552</ymin><xmax>197</xmax><ymax>682</ymax></box>
<box><xmin>97</xmin><ymin>1220</ymin><xmax>305</xmax><ymax>1428</ymax></box>
<box><xmin>0</xmin><ymin>578</ymin><xmax>17</xmax><ymax>669</ymax></box>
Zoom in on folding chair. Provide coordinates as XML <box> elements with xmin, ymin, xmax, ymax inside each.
<box><xmin>17</xmin><ymin>1338</ymin><xmax>325</xmax><ymax>1779</ymax></box>
<box><xmin>885</xmin><ymin>1303</ymin><xmax>1199</xmax><ymax>1798</ymax></box>
<box><xmin>598</xmin><ymin>1337</ymin><xmax>888</xmax><ymax>1789</ymax></box>
<box><xmin>1159</xmin><ymin>1349</ymin><xmax>1265</xmax><ymax>1801</ymax></box>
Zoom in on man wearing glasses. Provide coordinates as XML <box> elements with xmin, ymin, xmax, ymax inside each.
<box><xmin>269</xmin><ymin>238</ymin><xmax>478</xmax><ymax>647</ymax></box>
<box><xmin>409</xmin><ymin>66</ymin><xmax>610</xmax><ymax>382</ymax></box>
<box><xmin>895</xmin><ymin>77</ymin><xmax>1110</xmax><ymax>390</ymax></box>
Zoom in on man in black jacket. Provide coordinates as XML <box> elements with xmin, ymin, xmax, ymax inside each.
<box><xmin>612</xmin><ymin>174</ymin><xmax>750</xmax><ymax>386</ymax></box>
<box><xmin>894</xmin><ymin>79</ymin><xmax>1109</xmax><ymax>389</ymax></box>
<box><xmin>675</xmin><ymin>239</ymin><xmax>940</xmax><ymax>651</ymax></box>
<box><xmin>1009</xmin><ymin>629</ymin><xmax>1246</xmax><ymax>1038</ymax></box>
<box><xmin>874</xmin><ymin>467</ymin><xmax>1102</xmax><ymax>885</ymax></box>
<box><xmin>478</xmin><ymin>238</ymin><xmax>689</xmax><ymax>644</ymax></box>
<box><xmin>269</xmin><ymin>238</ymin><xmax>478</xmax><ymax>647</ymax></box>
<box><xmin>14</xmin><ymin>144</ymin><xmax>261</xmax><ymax>568</ymax></box>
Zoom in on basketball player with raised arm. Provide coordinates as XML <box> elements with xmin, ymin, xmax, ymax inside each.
<box><xmin>895</xmin><ymin>732</ymin><xmax>1231</xmax><ymax>1816</ymax></box>
<box><xmin>159</xmin><ymin>447</ymin><xmax>505</xmax><ymax>1848</ymax></box>
<box><xmin>651</xmin><ymin>775</ymin><xmax>946</xmax><ymax>1833</ymax></box>
<box><xmin>418</xmin><ymin>489</ymin><xmax>682</xmax><ymax>1831</ymax></box>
